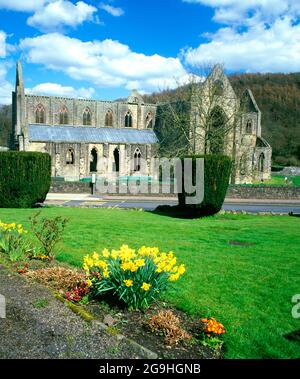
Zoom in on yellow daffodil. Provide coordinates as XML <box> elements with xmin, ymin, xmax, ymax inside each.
<box><xmin>102</xmin><ymin>248</ymin><xmax>110</xmax><ymax>258</ymax></box>
<box><xmin>103</xmin><ymin>270</ymin><xmax>109</xmax><ymax>278</ymax></box>
<box><xmin>141</xmin><ymin>282</ymin><xmax>151</xmax><ymax>291</ymax></box>
<box><xmin>134</xmin><ymin>259</ymin><xmax>145</xmax><ymax>267</ymax></box>
<box><xmin>124</xmin><ymin>279</ymin><xmax>133</xmax><ymax>287</ymax></box>
<box><xmin>169</xmin><ymin>273</ymin><xmax>180</xmax><ymax>282</ymax></box>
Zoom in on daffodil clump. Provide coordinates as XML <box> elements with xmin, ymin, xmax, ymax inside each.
<box><xmin>83</xmin><ymin>245</ymin><xmax>186</xmax><ymax>310</ymax></box>
<box><xmin>0</xmin><ymin>221</ymin><xmax>33</xmax><ymax>262</ymax></box>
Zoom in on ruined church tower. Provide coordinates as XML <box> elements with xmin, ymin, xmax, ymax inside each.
<box><xmin>12</xmin><ymin>60</ymin><xmax>25</xmax><ymax>150</ymax></box>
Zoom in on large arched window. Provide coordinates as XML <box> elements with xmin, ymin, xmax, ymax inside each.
<box><xmin>113</xmin><ymin>148</ymin><xmax>120</xmax><ymax>172</ymax></box>
<box><xmin>246</xmin><ymin>119</ymin><xmax>252</xmax><ymax>134</ymax></box>
<box><xmin>207</xmin><ymin>106</ymin><xmax>226</xmax><ymax>154</ymax></box>
<box><xmin>90</xmin><ymin>148</ymin><xmax>98</xmax><ymax>172</ymax></box>
<box><xmin>35</xmin><ymin>104</ymin><xmax>45</xmax><ymax>124</ymax></box>
<box><xmin>146</xmin><ymin>112</ymin><xmax>153</xmax><ymax>129</ymax></box>
<box><xmin>105</xmin><ymin>110</ymin><xmax>113</xmax><ymax>127</ymax></box>
<box><xmin>134</xmin><ymin>149</ymin><xmax>142</xmax><ymax>172</ymax></box>
<box><xmin>66</xmin><ymin>148</ymin><xmax>74</xmax><ymax>165</ymax></box>
<box><xmin>59</xmin><ymin>106</ymin><xmax>69</xmax><ymax>125</ymax></box>
<box><xmin>125</xmin><ymin>111</ymin><xmax>133</xmax><ymax>128</ymax></box>
<box><xmin>258</xmin><ymin>153</ymin><xmax>265</xmax><ymax>173</ymax></box>
<box><xmin>83</xmin><ymin>107</ymin><xmax>91</xmax><ymax>126</ymax></box>
<box><xmin>240</xmin><ymin>154</ymin><xmax>247</xmax><ymax>176</ymax></box>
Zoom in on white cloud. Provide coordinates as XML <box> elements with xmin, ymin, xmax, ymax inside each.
<box><xmin>99</xmin><ymin>2</ymin><xmax>124</xmax><ymax>17</ymax></box>
<box><xmin>0</xmin><ymin>63</ymin><xmax>13</xmax><ymax>105</ymax></box>
<box><xmin>27</xmin><ymin>1</ymin><xmax>98</xmax><ymax>32</ymax></box>
<box><xmin>27</xmin><ymin>82</ymin><xmax>95</xmax><ymax>98</ymax></box>
<box><xmin>183</xmin><ymin>17</ymin><xmax>300</xmax><ymax>73</ymax></box>
<box><xmin>0</xmin><ymin>0</ymin><xmax>46</xmax><ymax>12</ymax></box>
<box><xmin>20</xmin><ymin>33</ymin><xmax>190</xmax><ymax>93</ymax></box>
<box><xmin>0</xmin><ymin>31</ymin><xmax>7</xmax><ymax>58</ymax></box>
<box><xmin>0</xmin><ymin>31</ymin><xmax>13</xmax><ymax>104</ymax></box>
<box><xmin>183</xmin><ymin>0</ymin><xmax>300</xmax><ymax>24</ymax></box>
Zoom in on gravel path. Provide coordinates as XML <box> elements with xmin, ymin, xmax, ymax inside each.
<box><xmin>0</xmin><ymin>265</ymin><xmax>141</xmax><ymax>359</ymax></box>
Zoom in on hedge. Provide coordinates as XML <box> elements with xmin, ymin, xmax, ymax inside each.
<box><xmin>0</xmin><ymin>151</ymin><xmax>51</xmax><ymax>208</ymax></box>
<box><xmin>178</xmin><ymin>154</ymin><xmax>232</xmax><ymax>217</ymax></box>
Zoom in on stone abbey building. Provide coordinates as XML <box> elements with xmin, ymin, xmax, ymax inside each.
<box><xmin>12</xmin><ymin>62</ymin><xmax>271</xmax><ymax>184</ymax></box>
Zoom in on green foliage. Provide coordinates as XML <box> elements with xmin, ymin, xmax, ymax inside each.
<box><xmin>29</xmin><ymin>211</ymin><xmax>68</xmax><ymax>259</ymax></box>
<box><xmin>178</xmin><ymin>154</ymin><xmax>232</xmax><ymax>216</ymax></box>
<box><xmin>199</xmin><ymin>335</ymin><xmax>224</xmax><ymax>350</ymax></box>
<box><xmin>32</xmin><ymin>298</ymin><xmax>49</xmax><ymax>309</ymax></box>
<box><xmin>84</xmin><ymin>245</ymin><xmax>185</xmax><ymax>310</ymax></box>
<box><xmin>0</xmin><ymin>151</ymin><xmax>51</xmax><ymax>208</ymax></box>
<box><xmin>0</xmin><ymin>221</ymin><xmax>35</xmax><ymax>262</ymax></box>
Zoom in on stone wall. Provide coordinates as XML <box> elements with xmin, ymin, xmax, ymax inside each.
<box><xmin>227</xmin><ymin>185</ymin><xmax>300</xmax><ymax>199</ymax></box>
<box><xmin>50</xmin><ymin>181</ymin><xmax>91</xmax><ymax>194</ymax></box>
<box><xmin>49</xmin><ymin>180</ymin><xmax>300</xmax><ymax>199</ymax></box>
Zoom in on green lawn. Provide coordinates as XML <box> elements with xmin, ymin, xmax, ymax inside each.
<box><xmin>0</xmin><ymin>207</ymin><xmax>299</xmax><ymax>359</ymax></box>
<box><xmin>253</xmin><ymin>174</ymin><xmax>300</xmax><ymax>186</ymax></box>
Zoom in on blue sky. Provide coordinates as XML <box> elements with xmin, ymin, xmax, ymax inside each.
<box><xmin>0</xmin><ymin>0</ymin><xmax>300</xmax><ymax>104</ymax></box>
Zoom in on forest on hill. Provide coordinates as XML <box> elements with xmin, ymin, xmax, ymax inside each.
<box><xmin>1</xmin><ymin>72</ymin><xmax>300</xmax><ymax>165</ymax></box>
<box><xmin>144</xmin><ymin>72</ymin><xmax>300</xmax><ymax>166</ymax></box>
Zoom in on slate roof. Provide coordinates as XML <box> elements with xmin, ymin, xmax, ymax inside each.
<box><xmin>28</xmin><ymin>124</ymin><xmax>158</xmax><ymax>144</ymax></box>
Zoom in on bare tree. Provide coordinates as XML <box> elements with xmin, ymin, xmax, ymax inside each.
<box><xmin>154</xmin><ymin>64</ymin><xmax>242</xmax><ymax>165</ymax></box>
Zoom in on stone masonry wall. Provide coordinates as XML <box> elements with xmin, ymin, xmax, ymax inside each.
<box><xmin>49</xmin><ymin>180</ymin><xmax>300</xmax><ymax>199</ymax></box>
<box><xmin>227</xmin><ymin>185</ymin><xmax>300</xmax><ymax>199</ymax></box>
<box><xmin>50</xmin><ymin>181</ymin><xmax>91</xmax><ymax>194</ymax></box>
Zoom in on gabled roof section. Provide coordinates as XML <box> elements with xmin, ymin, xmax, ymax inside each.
<box><xmin>28</xmin><ymin>124</ymin><xmax>158</xmax><ymax>145</ymax></box>
<box><xmin>241</xmin><ymin>89</ymin><xmax>260</xmax><ymax>113</ymax></box>
<box><xmin>201</xmin><ymin>64</ymin><xmax>238</xmax><ymax>100</ymax></box>
<box><xmin>256</xmin><ymin>136</ymin><xmax>271</xmax><ymax>148</ymax></box>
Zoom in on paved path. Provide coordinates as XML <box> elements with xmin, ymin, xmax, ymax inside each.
<box><xmin>45</xmin><ymin>193</ymin><xmax>300</xmax><ymax>214</ymax></box>
<box><xmin>0</xmin><ymin>265</ymin><xmax>141</xmax><ymax>359</ymax></box>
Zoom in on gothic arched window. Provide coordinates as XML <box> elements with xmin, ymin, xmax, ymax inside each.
<box><xmin>134</xmin><ymin>149</ymin><xmax>142</xmax><ymax>172</ymax></box>
<box><xmin>90</xmin><ymin>148</ymin><xmax>98</xmax><ymax>172</ymax></box>
<box><xmin>83</xmin><ymin>107</ymin><xmax>92</xmax><ymax>126</ymax></box>
<box><xmin>146</xmin><ymin>112</ymin><xmax>153</xmax><ymax>128</ymax></box>
<box><xmin>66</xmin><ymin>148</ymin><xmax>74</xmax><ymax>165</ymax></box>
<box><xmin>240</xmin><ymin>154</ymin><xmax>247</xmax><ymax>176</ymax></box>
<box><xmin>246</xmin><ymin>119</ymin><xmax>252</xmax><ymax>134</ymax></box>
<box><xmin>258</xmin><ymin>153</ymin><xmax>265</xmax><ymax>173</ymax></box>
<box><xmin>59</xmin><ymin>106</ymin><xmax>69</xmax><ymax>125</ymax></box>
<box><xmin>125</xmin><ymin>111</ymin><xmax>133</xmax><ymax>128</ymax></box>
<box><xmin>105</xmin><ymin>110</ymin><xmax>113</xmax><ymax>127</ymax></box>
<box><xmin>35</xmin><ymin>104</ymin><xmax>45</xmax><ymax>124</ymax></box>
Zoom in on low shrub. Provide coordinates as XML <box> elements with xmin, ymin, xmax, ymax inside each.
<box><xmin>29</xmin><ymin>211</ymin><xmax>69</xmax><ymax>259</ymax></box>
<box><xmin>0</xmin><ymin>151</ymin><xmax>51</xmax><ymax>208</ymax></box>
<box><xmin>83</xmin><ymin>245</ymin><xmax>186</xmax><ymax>310</ymax></box>
<box><xmin>148</xmin><ymin>309</ymin><xmax>191</xmax><ymax>346</ymax></box>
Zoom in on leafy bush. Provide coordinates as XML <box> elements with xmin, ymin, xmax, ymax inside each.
<box><xmin>83</xmin><ymin>245</ymin><xmax>186</xmax><ymax>310</ymax></box>
<box><xmin>178</xmin><ymin>154</ymin><xmax>232</xmax><ymax>217</ymax></box>
<box><xmin>0</xmin><ymin>221</ymin><xmax>35</xmax><ymax>262</ymax></box>
<box><xmin>0</xmin><ymin>151</ymin><xmax>51</xmax><ymax>208</ymax></box>
<box><xmin>29</xmin><ymin>211</ymin><xmax>69</xmax><ymax>259</ymax></box>
<box><xmin>148</xmin><ymin>309</ymin><xmax>191</xmax><ymax>346</ymax></box>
